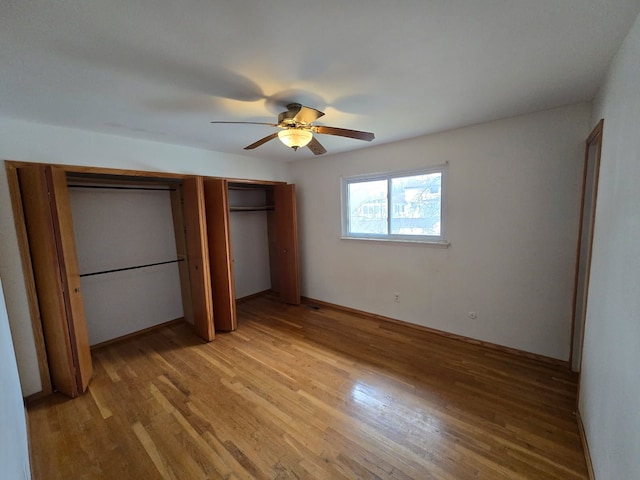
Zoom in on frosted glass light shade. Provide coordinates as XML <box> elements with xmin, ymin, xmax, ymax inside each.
<box><xmin>278</xmin><ymin>129</ymin><xmax>313</xmax><ymax>149</ymax></box>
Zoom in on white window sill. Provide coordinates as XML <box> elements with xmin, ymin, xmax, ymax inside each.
<box><xmin>340</xmin><ymin>236</ymin><xmax>451</xmax><ymax>247</ymax></box>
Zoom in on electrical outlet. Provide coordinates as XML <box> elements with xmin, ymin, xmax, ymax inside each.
<box><xmin>394</xmin><ymin>292</ymin><xmax>400</xmax><ymax>303</ymax></box>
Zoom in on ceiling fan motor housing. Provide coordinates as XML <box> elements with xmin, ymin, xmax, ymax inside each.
<box><xmin>278</xmin><ymin>104</ymin><xmax>304</xmax><ymax>126</ymax></box>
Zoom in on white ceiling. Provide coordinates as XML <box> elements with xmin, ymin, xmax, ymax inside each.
<box><xmin>1</xmin><ymin>1</ymin><xmax>639</xmax><ymax>161</ymax></box>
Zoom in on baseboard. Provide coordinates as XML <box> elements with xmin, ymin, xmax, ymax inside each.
<box><xmin>90</xmin><ymin>317</ymin><xmax>185</xmax><ymax>351</ymax></box>
<box><xmin>24</xmin><ymin>398</ymin><xmax>35</xmax><ymax>478</ymax></box>
<box><xmin>576</xmin><ymin>410</ymin><xmax>596</xmax><ymax>479</ymax></box>
<box><xmin>236</xmin><ymin>289</ymin><xmax>274</xmax><ymax>304</ymax></box>
<box><xmin>24</xmin><ymin>390</ymin><xmax>50</xmax><ymax>404</ymax></box>
<box><xmin>301</xmin><ymin>296</ymin><xmax>570</xmax><ymax>369</ymax></box>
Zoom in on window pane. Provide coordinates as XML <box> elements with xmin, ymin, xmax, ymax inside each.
<box><xmin>348</xmin><ymin>179</ymin><xmax>388</xmax><ymax>235</ymax></box>
<box><xmin>390</xmin><ymin>173</ymin><xmax>441</xmax><ymax>236</ymax></box>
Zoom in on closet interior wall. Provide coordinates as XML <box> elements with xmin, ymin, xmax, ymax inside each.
<box><xmin>228</xmin><ymin>183</ymin><xmax>276</xmax><ymax>299</ymax></box>
<box><xmin>66</xmin><ymin>175</ymin><xmax>185</xmax><ymax>346</ymax></box>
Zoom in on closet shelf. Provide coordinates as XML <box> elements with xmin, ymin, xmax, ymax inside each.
<box><xmin>229</xmin><ymin>205</ymin><xmax>275</xmax><ymax>212</ymax></box>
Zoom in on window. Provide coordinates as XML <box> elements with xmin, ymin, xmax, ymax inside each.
<box><xmin>341</xmin><ymin>165</ymin><xmax>448</xmax><ymax>244</ymax></box>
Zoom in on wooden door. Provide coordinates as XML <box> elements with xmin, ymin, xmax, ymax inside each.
<box><xmin>203</xmin><ymin>178</ymin><xmax>237</xmax><ymax>331</ymax></box>
<box><xmin>182</xmin><ymin>177</ymin><xmax>215</xmax><ymax>341</ymax></box>
<box><xmin>274</xmin><ymin>184</ymin><xmax>300</xmax><ymax>305</ymax></box>
<box><xmin>18</xmin><ymin>165</ymin><xmax>92</xmax><ymax>397</ymax></box>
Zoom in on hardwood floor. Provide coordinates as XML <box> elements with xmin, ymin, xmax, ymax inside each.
<box><xmin>27</xmin><ymin>294</ymin><xmax>588</xmax><ymax>479</ymax></box>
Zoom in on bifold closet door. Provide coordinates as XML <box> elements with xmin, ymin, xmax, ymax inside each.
<box><xmin>182</xmin><ymin>177</ymin><xmax>215</xmax><ymax>341</ymax></box>
<box><xmin>203</xmin><ymin>178</ymin><xmax>237</xmax><ymax>331</ymax></box>
<box><xmin>18</xmin><ymin>165</ymin><xmax>93</xmax><ymax>397</ymax></box>
<box><xmin>274</xmin><ymin>184</ymin><xmax>301</xmax><ymax>305</ymax></box>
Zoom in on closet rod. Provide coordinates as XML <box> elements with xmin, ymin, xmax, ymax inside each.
<box><xmin>68</xmin><ymin>185</ymin><xmax>176</xmax><ymax>192</ymax></box>
<box><xmin>80</xmin><ymin>259</ymin><xmax>184</xmax><ymax>278</ymax></box>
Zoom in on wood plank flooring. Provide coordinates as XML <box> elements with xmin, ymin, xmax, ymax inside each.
<box><xmin>27</xmin><ymin>294</ymin><xmax>589</xmax><ymax>479</ymax></box>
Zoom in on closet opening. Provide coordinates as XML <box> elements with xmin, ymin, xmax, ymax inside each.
<box><xmin>228</xmin><ymin>182</ymin><xmax>277</xmax><ymax>301</ymax></box>
<box><xmin>226</xmin><ymin>181</ymin><xmax>300</xmax><ymax>307</ymax></box>
<box><xmin>9</xmin><ymin>164</ymin><xmax>215</xmax><ymax>398</ymax></box>
<box><xmin>65</xmin><ymin>173</ymin><xmax>190</xmax><ymax>349</ymax></box>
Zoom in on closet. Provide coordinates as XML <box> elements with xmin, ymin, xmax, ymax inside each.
<box><xmin>228</xmin><ymin>183</ymin><xmax>274</xmax><ymax>300</ymax></box>
<box><xmin>66</xmin><ymin>175</ymin><xmax>185</xmax><ymax>347</ymax></box>
<box><xmin>227</xmin><ymin>181</ymin><xmax>300</xmax><ymax>303</ymax></box>
<box><xmin>9</xmin><ymin>162</ymin><xmax>299</xmax><ymax>398</ymax></box>
<box><xmin>200</xmin><ymin>179</ymin><xmax>301</xmax><ymax>333</ymax></box>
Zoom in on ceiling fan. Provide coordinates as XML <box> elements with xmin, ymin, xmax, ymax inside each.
<box><xmin>211</xmin><ymin>103</ymin><xmax>374</xmax><ymax>155</ymax></box>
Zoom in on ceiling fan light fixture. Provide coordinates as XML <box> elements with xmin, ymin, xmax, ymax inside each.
<box><xmin>278</xmin><ymin>129</ymin><xmax>313</xmax><ymax>150</ymax></box>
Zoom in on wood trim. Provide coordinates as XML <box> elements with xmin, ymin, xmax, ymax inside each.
<box><xmin>576</xmin><ymin>410</ymin><xmax>596</xmax><ymax>480</ymax></box>
<box><xmin>569</xmin><ymin>118</ymin><xmax>604</xmax><ymax>372</ymax></box>
<box><xmin>227</xmin><ymin>179</ymin><xmax>287</xmax><ymax>186</ymax></box>
<box><xmin>5</xmin><ymin>160</ymin><xmax>287</xmax><ymax>186</ymax></box>
<box><xmin>18</xmin><ymin>165</ymin><xmax>79</xmax><ymax>397</ymax></box>
<box><xmin>274</xmin><ymin>184</ymin><xmax>301</xmax><ymax>305</ymax></box>
<box><xmin>586</xmin><ymin>118</ymin><xmax>605</xmax><ymax>145</ymax></box>
<box><xmin>5</xmin><ymin>160</ymin><xmax>190</xmax><ymax>180</ymax></box>
<box><xmin>24</xmin><ymin>390</ymin><xmax>53</xmax><ymax>405</ymax></box>
<box><xmin>236</xmin><ymin>289</ymin><xmax>273</xmax><ymax>304</ymax></box>
<box><xmin>203</xmin><ymin>178</ymin><xmax>237</xmax><ymax>331</ymax></box>
<box><xmin>182</xmin><ymin>177</ymin><xmax>215</xmax><ymax>341</ymax></box>
<box><xmin>4</xmin><ymin>163</ymin><xmax>53</xmax><ymax>397</ymax></box>
<box><xmin>48</xmin><ymin>166</ymin><xmax>93</xmax><ymax>393</ymax></box>
<box><xmin>24</xmin><ymin>389</ymin><xmax>52</xmax><ymax>404</ymax></box>
<box><xmin>266</xmin><ymin>189</ymin><xmax>279</xmax><ymax>293</ymax></box>
<box><xmin>90</xmin><ymin>318</ymin><xmax>186</xmax><ymax>351</ymax></box>
<box><xmin>302</xmin><ymin>296</ymin><xmax>571</xmax><ymax>369</ymax></box>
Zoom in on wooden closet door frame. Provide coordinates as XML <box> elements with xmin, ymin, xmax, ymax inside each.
<box><xmin>274</xmin><ymin>184</ymin><xmax>301</xmax><ymax>305</ymax></box>
<box><xmin>204</xmin><ymin>178</ymin><xmax>237</xmax><ymax>331</ymax></box>
<box><xmin>17</xmin><ymin>165</ymin><xmax>92</xmax><ymax>397</ymax></box>
<box><xmin>571</xmin><ymin>119</ymin><xmax>604</xmax><ymax>374</ymax></box>
<box><xmin>5</xmin><ymin>163</ymin><xmax>53</xmax><ymax>398</ymax></box>
<box><xmin>48</xmin><ymin>167</ymin><xmax>93</xmax><ymax>392</ymax></box>
<box><xmin>182</xmin><ymin>177</ymin><xmax>215</xmax><ymax>340</ymax></box>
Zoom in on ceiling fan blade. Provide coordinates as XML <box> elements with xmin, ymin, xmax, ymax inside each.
<box><xmin>307</xmin><ymin>137</ymin><xmax>327</xmax><ymax>156</ymax></box>
<box><xmin>312</xmin><ymin>125</ymin><xmax>374</xmax><ymax>142</ymax></box>
<box><xmin>244</xmin><ymin>132</ymin><xmax>279</xmax><ymax>150</ymax></box>
<box><xmin>211</xmin><ymin>121</ymin><xmax>279</xmax><ymax>127</ymax></box>
<box><xmin>291</xmin><ymin>105</ymin><xmax>325</xmax><ymax>124</ymax></box>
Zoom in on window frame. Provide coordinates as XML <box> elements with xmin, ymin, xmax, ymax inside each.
<box><xmin>341</xmin><ymin>164</ymin><xmax>449</xmax><ymax>245</ymax></box>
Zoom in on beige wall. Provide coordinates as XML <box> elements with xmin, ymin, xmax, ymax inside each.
<box><xmin>580</xmin><ymin>10</ymin><xmax>640</xmax><ymax>479</ymax></box>
<box><xmin>69</xmin><ymin>186</ymin><xmax>184</xmax><ymax>346</ymax></box>
<box><xmin>289</xmin><ymin>103</ymin><xmax>591</xmax><ymax>360</ymax></box>
<box><xmin>0</xmin><ymin>276</ymin><xmax>31</xmax><ymax>478</ymax></box>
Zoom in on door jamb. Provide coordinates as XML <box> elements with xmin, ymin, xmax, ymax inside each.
<box><xmin>569</xmin><ymin>119</ymin><xmax>604</xmax><ymax>377</ymax></box>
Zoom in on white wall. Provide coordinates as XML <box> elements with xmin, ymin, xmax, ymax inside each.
<box><xmin>579</xmin><ymin>11</ymin><xmax>640</xmax><ymax>479</ymax></box>
<box><xmin>229</xmin><ymin>211</ymin><xmax>272</xmax><ymax>298</ymax></box>
<box><xmin>69</xmin><ymin>186</ymin><xmax>183</xmax><ymax>345</ymax></box>
<box><xmin>0</xmin><ymin>276</ymin><xmax>31</xmax><ymax>480</ymax></box>
<box><xmin>289</xmin><ymin>103</ymin><xmax>591</xmax><ymax>360</ymax></box>
<box><xmin>0</xmin><ymin>117</ymin><xmax>288</xmax><ymax>396</ymax></box>
<box><xmin>228</xmin><ymin>189</ymin><xmax>272</xmax><ymax>299</ymax></box>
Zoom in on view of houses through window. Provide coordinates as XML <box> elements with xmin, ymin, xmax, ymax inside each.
<box><xmin>343</xmin><ymin>166</ymin><xmax>445</xmax><ymax>241</ymax></box>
